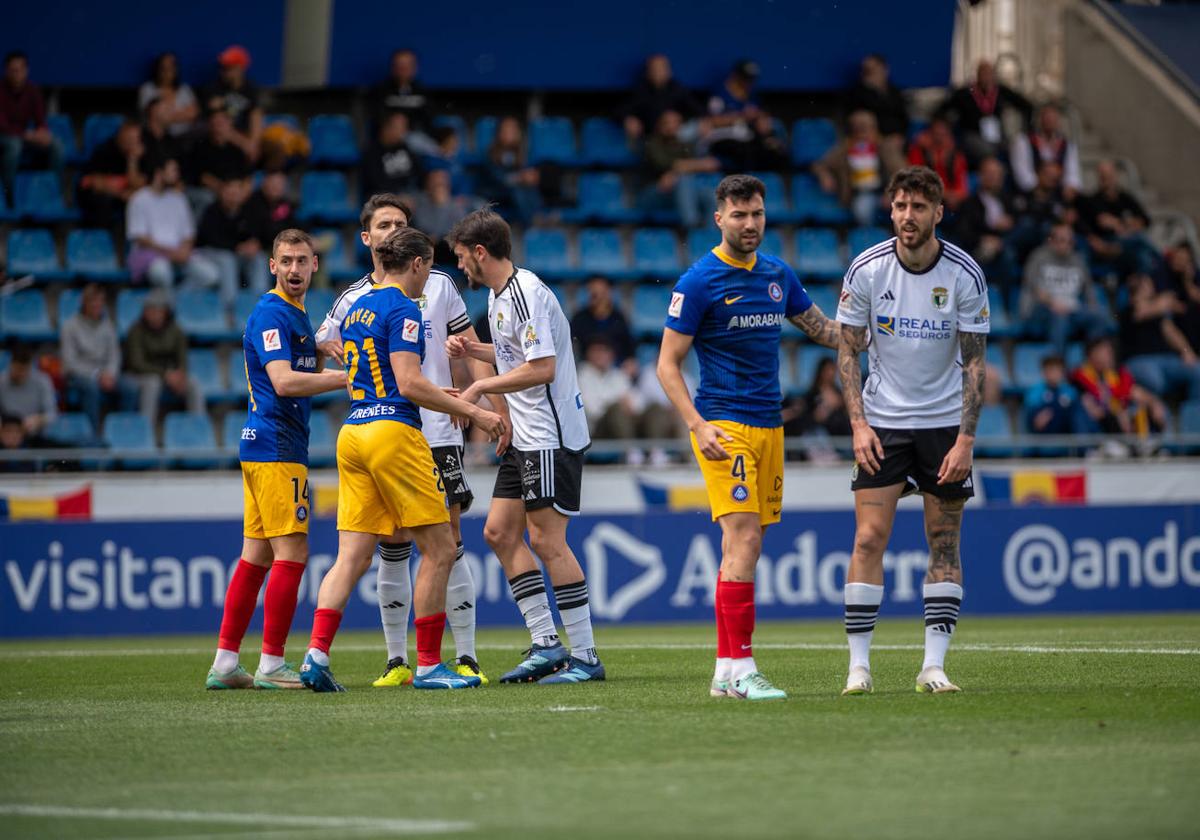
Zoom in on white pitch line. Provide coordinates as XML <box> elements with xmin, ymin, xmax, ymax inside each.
<box><xmin>0</xmin><ymin>803</ymin><xmax>472</xmax><ymax>834</ymax></box>
<box><xmin>547</xmin><ymin>705</ymin><xmax>604</xmax><ymax>712</ymax></box>
<box><xmin>0</xmin><ymin>642</ymin><xmax>1197</xmax><ymax>658</ymax></box>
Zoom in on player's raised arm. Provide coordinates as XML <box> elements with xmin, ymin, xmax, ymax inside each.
<box><xmin>391</xmin><ymin>350</ymin><xmax>505</xmax><ymax>438</ymax></box>
<box><xmin>657</xmin><ymin>327</ymin><xmax>731</xmax><ymax>461</ymax></box>
<box><xmin>264</xmin><ymin>359</ymin><xmax>347</xmax><ymax>397</ymax></box>
<box><xmin>445</xmin><ymin>334</ymin><xmax>496</xmax><ymax>365</ymax></box>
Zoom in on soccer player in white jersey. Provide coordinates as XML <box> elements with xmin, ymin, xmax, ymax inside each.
<box><xmin>444</xmin><ymin>208</ymin><xmax>604</xmax><ymax>684</ymax></box>
<box><xmin>315</xmin><ymin>194</ymin><xmax>505</xmax><ymax>686</ymax></box>
<box><xmin>835</xmin><ymin>166</ymin><xmax>989</xmax><ymax>696</ymax></box>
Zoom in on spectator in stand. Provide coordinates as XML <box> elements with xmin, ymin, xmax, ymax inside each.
<box><xmin>1020</xmin><ymin>222</ymin><xmax>1109</xmax><ymax>355</ymax></box>
<box><xmin>1012</xmin><ymin>159</ymin><xmax>1076</xmax><ymax>261</ymax></box>
<box><xmin>244</xmin><ymin>171</ymin><xmax>296</xmax><ymax>252</ymax></box>
<box><xmin>127</xmin><ymin>157</ymin><xmax>219</xmax><ymax>293</ymax></box>
<box><xmin>577</xmin><ymin>336</ymin><xmax>640</xmax><ymax>442</ymax></box>
<box><xmin>410</xmin><ymin>169</ymin><xmax>482</xmax><ymax>261</ymax></box>
<box><xmin>124</xmin><ymin>288</ymin><xmax>203</xmax><ymax>421</ymax></box>
<box><xmin>703</xmin><ymin>59</ymin><xmax>786</xmax><ymax>170</ymax></box>
<box><xmin>477</xmin><ymin>116</ymin><xmax>542</xmax><ymax>224</ymax></box>
<box><xmin>638</xmin><ymin>109</ymin><xmax>720</xmax><ymax>228</ymax></box>
<box><xmin>361</xmin><ymin>111</ymin><xmax>423</xmax><ymax>199</ymax></box>
<box><xmin>188</xmin><ymin>109</ymin><xmax>251</xmax><ymax>196</ymax></box>
<box><xmin>61</xmin><ymin>284</ymin><xmax>136</xmax><ymax>429</ymax></box>
<box><xmin>936</xmin><ymin>59</ymin><xmax>1032</xmax><ymax>164</ymax></box>
<box><xmin>1079</xmin><ymin>159</ymin><xmax>1159</xmax><ymax>280</ymax></box>
<box><xmin>953</xmin><ymin>156</ymin><xmax>1021</xmax><ymax>295</ymax></box>
<box><xmin>0</xmin><ymin>413</ymin><xmax>34</xmax><ymax>470</ymax></box>
<box><xmin>0</xmin><ymin>51</ymin><xmax>63</xmax><ymax>209</ymax></box>
<box><xmin>424</xmin><ymin>124</ymin><xmax>471</xmax><ymax>196</ymax></box>
<box><xmin>79</xmin><ymin>120</ymin><xmax>147</xmax><ymax>236</ymax></box>
<box><xmin>621</xmin><ymin>54</ymin><xmax>703</xmax><ymax>142</ymax></box>
<box><xmin>1010</xmin><ymin>103</ymin><xmax>1081</xmax><ymax>196</ymax></box>
<box><xmin>1119</xmin><ymin>273</ymin><xmax>1200</xmax><ymax>400</ymax></box>
<box><xmin>813</xmin><ymin>110</ymin><xmax>903</xmax><ymax>227</ymax></box>
<box><xmin>906</xmin><ymin>117</ymin><xmax>969</xmax><ymax>212</ymax></box>
<box><xmin>200</xmin><ymin>46</ymin><xmax>262</xmax><ymax>163</ymax></box>
<box><xmin>843</xmin><ymin>53</ymin><xmax>909</xmax><ymax>153</ymax></box>
<box><xmin>137</xmin><ymin>52</ymin><xmax>199</xmax><ymax>140</ymax></box>
<box><xmin>1164</xmin><ymin>244</ymin><xmax>1200</xmax><ymax>350</ymax></box>
<box><xmin>633</xmin><ymin>360</ymin><xmax>688</xmax><ymax>465</ymax></box>
<box><xmin>0</xmin><ymin>345</ymin><xmax>57</xmax><ymax>442</ymax></box>
<box><xmin>196</xmin><ymin>177</ymin><xmax>269</xmax><ymax>304</ymax></box>
<box><xmin>371</xmin><ymin>49</ymin><xmax>436</xmax><ymax>153</ymax></box>
<box><xmin>1024</xmin><ymin>354</ymin><xmax>1085</xmax><ymax>436</ymax></box>
<box><xmin>570</xmin><ymin>275</ymin><xmax>636</xmax><ymax>367</ymax></box>
<box><xmin>1072</xmin><ymin>335</ymin><xmax>1164</xmax><ymax>436</ymax></box>
<box><xmin>140</xmin><ymin>96</ymin><xmax>182</xmax><ymax>171</ymax></box>
<box><xmin>786</xmin><ymin>357</ymin><xmax>852</xmax><ymax>438</ymax></box>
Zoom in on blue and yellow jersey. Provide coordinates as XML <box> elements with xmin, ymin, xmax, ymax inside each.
<box><xmin>664</xmin><ymin>248</ymin><xmax>813</xmax><ymax>428</ymax></box>
<box><xmin>240</xmin><ymin>289</ymin><xmax>318</xmax><ymax>464</ymax></box>
<box><xmin>341</xmin><ymin>285</ymin><xmax>424</xmax><ymax>428</ymax></box>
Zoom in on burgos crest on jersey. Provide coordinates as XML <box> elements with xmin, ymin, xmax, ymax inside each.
<box><xmin>768</xmin><ymin>282</ymin><xmax>783</xmax><ymax>302</ymax></box>
<box><xmin>416</xmin><ymin>295</ymin><xmax>427</xmax><ymax>311</ymax></box>
<box><xmin>931</xmin><ymin>287</ymin><xmax>949</xmax><ymax>310</ymax></box>
<box><xmin>731</xmin><ymin>484</ymin><xmax>749</xmax><ymax>502</ymax></box>
<box><xmin>496</xmin><ymin>311</ymin><xmax>504</xmax><ymax>330</ymax></box>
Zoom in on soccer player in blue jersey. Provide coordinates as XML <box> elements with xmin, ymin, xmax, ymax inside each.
<box><xmin>657</xmin><ymin>174</ymin><xmax>840</xmax><ymax>701</ymax></box>
<box><xmin>299</xmin><ymin>227</ymin><xmax>506</xmax><ymax>692</ymax></box>
<box><xmin>206</xmin><ymin>229</ymin><xmax>350</xmax><ymax>690</ymax></box>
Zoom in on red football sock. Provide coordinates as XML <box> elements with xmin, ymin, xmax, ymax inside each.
<box><xmin>415</xmin><ymin>612</ymin><xmax>447</xmax><ymax>667</ymax></box>
<box><xmin>714</xmin><ymin>579</ymin><xmax>730</xmax><ymax>658</ymax></box>
<box><xmin>309</xmin><ymin>607</ymin><xmax>343</xmax><ymax>654</ymax></box>
<box><xmin>217</xmin><ymin>559</ymin><xmax>269</xmax><ymax>653</ymax></box>
<box><xmin>719</xmin><ymin>580</ymin><xmax>756</xmax><ymax>658</ymax></box>
<box><xmin>261</xmin><ymin>560</ymin><xmax>306</xmax><ymax>657</ymax></box>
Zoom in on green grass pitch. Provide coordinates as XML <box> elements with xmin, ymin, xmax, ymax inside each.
<box><xmin>1</xmin><ymin>614</ymin><xmax>1198</xmax><ymax>839</ymax></box>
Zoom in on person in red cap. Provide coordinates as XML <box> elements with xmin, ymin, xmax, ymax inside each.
<box><xmin>202</xmin><ymin>46</ymin><xmax>262</xmax><ymax>163</ymax></box>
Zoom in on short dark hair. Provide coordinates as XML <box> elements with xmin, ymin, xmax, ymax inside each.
<box><xmin>376</xmin><ymin>227</ymin><xmax>434</xmax><ymax>274</ymax></box>
<box><xmin>1041</xmin><ymin>354</ymin><xmax>1065</xmax><ymax>369</ymax></box>
<box><xmin>360</xmin><ymin>193</ymin><xmax>411</xmax><ymax>231</ymax></box>
<box><xmin>715</xmin><ymin>174</ymin><xmax>766</xmax><ymax>208</ymax></box>
<box><xmin>10</xmin><ymin>344</ymin><xmax>34</xmax><ymax>365</ymax></box>
<box><xmin>446</xmin><ymin>208</ymin><xmax>512</xmax><ymax>260</ymax></box>
<box><xmin>4</xmin><ymin>51</ymin><xmax>27</xmax><ymax>67</ymax></box>
<box><xmin>886</xmin><ymin>165</ymin><xmax>944</xmax><ymax>205</ymax></box>
<box><xmin>272</xmin><ymin>228</ymin><xmax>314</xmax><ymax>255</ymax></box>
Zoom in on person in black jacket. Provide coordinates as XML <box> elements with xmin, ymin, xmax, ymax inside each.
<box><xmin>936</xmin><ymin>59</ymin><xmax>1032</xmax><ymax>165</ymax></box>
<box><xmin>195</xmin><ymin>177</ymin><xmax>269</xmax><ymax>301</ymax></box>
<box><xmin>620</xmin><ymin>54</ymin><xmax>704</xmax><ymax>142</ymax></box>
<box><xmin>844</xmin><ymin>54</ymin><xmax>909</xmax><ymax>151</ymax></box>
<box><xmin>952</xmin><ymin>156</ymin><xmax>1021</xmax><ymax>296</ymax></box>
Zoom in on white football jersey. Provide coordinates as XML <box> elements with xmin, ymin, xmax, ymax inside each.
<box><xmin>836</xmin><ymin>238</ymin><xmax>989</xmax><ymax>429</ymax></box>
<box><xmin>315</xmin><ymin>270</ymin><xmax>472</xmax><ymax>447</ymax></box>
<box><xmin>488</xmin><ymin>267</ymin><xmax>590</xmax><ymax>452</ymax></box>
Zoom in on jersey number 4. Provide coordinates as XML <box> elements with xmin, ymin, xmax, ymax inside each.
<box><xmin>731</xmin><ymin>455</ymin><xmax>746</xmax><ymax>481</ymax></box>
<box><xmin>343</xmin><ymin>338</ymin><xmax>386</xmax><ymax>399</ymax></box>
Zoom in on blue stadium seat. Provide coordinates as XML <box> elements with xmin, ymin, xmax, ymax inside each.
<box><xmin>523</xmin><ymin>229</ymin><xmax>571</xmax><ymax>279</ymax></box>
<box><xmin>308</xmin><ymin>114</ymin><xmax>360</xmax><ymax>166</ymax></box>
<box><xmin>847</xmin><ymin>227</ymin><xmax>892</xmax><ymax>257</ymax></box>
<box><xmin>82</xmin><ymin>113</ymin><xmax>124</xmax><ymax>159</ymax></box>
<box><xmin>1180</xmin><ymin>401</ymin><xmax>1200</xmax><ymax>433</ymax></box>
<box><xmin>986</xmin><ymin>343</ymin><xmax>1011</xmax><ymax>390</ymax></box>
<box><xmin>578</xmin><ymin>228</ymin><xmax>632</xmax><ymax>281</ymax></box>
<box><xmin>0</xmin><ymin>349</ymin><xmax>9</xmax><ymax>373</ymax></box>
<box><xmin>296</xmin><ymin>172</ymin><xmax>356</xmax><ymax>223</ymax></box>
<box><xmin>0</xmin><ymin>290</ymin><xmax>54</xmax><ymax>341</ymax></box>
<box><xmin>567</xmin><ymin>172</ymin><xmax>639</xmax><ymax>224</ymax></box>
<box><xmin>187</xmin><ymin>349</ymin><xmax>224</xmax><ymax>403</ymax></box>
<box><xmin>472</xmin><ymin>116</ymin><xmax>499</xmax><ymax>159</ymax></box>
<box><xmin>175</xmin><ymin>289</ymin><xmax>231</xmax><ymax>342</ymax></box>
<box><xmin>46</xmin><ymin>114</ymin><xmax>81</xmax><ymax>164</ymax></box>
<box><xmin>792</xmin><ymin>174</ymin><xmax>850</xmax><ymax>225</ymax></box>
<box><xmin>753</xmin><ymin>172</ymin><xmax>799</xmax><ymax>224</ymax></box>
<box><xmin>976</xmin><ymin>404</ymin><xmax>1015</xmax><ymax>458</ymax></box>
<box><xmin>528</xmin><ymin>117</ymin><xmax>578</xmax><ymax>166</ymax></box>
<box><xmin>632</xmin><ymin>229</ymin><xmax>681</xmax><ymax>279</ymax></box>
<box><xmin>42</xmin><ymin>412</ymin><xmax>96</xmax><ymax>447</ymax></box>
<box><xmin>759</xmin><ymin>229</ymin><xmax>785</xmax><ymax>261</ymax></box>
<box><xmin>7</xmin><ymin>229</ymin><xmax>69</xmax><ymax>281</ymax></box>
<box><xmin>115</xmin><ymin>289</ymin><xmax>148</xmax><ymax>337</ymax></box>
<box><xmin>1012</xmin><ymin>343</ymin><xmax>1054</xmax><ymax>391</ymax></box>
<box><xmin>163</xmin><ymin>412</ymin><xmax>220</xmax><ymax>469</ymax></box>
<box><xmin>581</xmin><ymin>117</ymin><xmax>636</xmax><ymax>167</ymax></box>
<box><xmin>462</xmin><ymin>287</ymin><xmax>489</xmax><ymax>324</ymax></box>
<box><xmin>313</xmin><ymin>228</ymin><xmax>360</xmax><ymax>282</ymax></box>
<box><xmin>794</xmin><ymin>229</ymin><xmax>844</xmax><ymax>281</ymax></box>
<box><xmin>57</xmin><ymin>288</ymin><xmax>82</xmax><ymax>327</ymax></box>
<box><xmin>66</xmin><ymin>229</ymin><xmax>128</xmax><ymax>282</ymax></box>
<box><xmin>1065</xmin><ymin>341</ymin><xmax>1085</xmax><ymax>372</ymax></box>
<box><xmin>794</xmin><ymin>346</ymin><xmax>837</xmax><ymax>391</ymax></box>
<box><xmin>102</xmin><ymin>412</ymin><xmax>158</xmax><ymax>470</ymax></box>
<box><xmin>227</xmin><ymin>352</ymin><xmax>249</xmax><ymax>402</ymax></box>
<box><xmin>15</xmin><ymin>171</ymin><xmax>78</xmax><ymax>222</ymax></box>
<box><xmin>233</xmin><ymin>289</ymin><xmax>260</xmax><ymax>329</ymax></box>
<box><xmin>687</xmin><ymin>229</ymin><xmax>715</xmax><ymax>265</ymax></box>
<box><xmin>631</xmin><ymin>285</ymin><xmax>674</xmax><ymax>339</ymax></box>
<box><xmin>791</xmin><ymin>118</ymin><xmax>838</xmax><ymax>165</ymax></box>
<box><xmin>221</xmin><ymin>412</ymin><xmax>244</xmax><ymax>450</ymax></box>
<box><xmin>805</xmin><ymin>285</ymin><xmax>840</xmax><ymax>321</ymax></box>
<box><xmin>306</xmin><ymin>289</ymin><xmax>335</xmax><ymax>326</ymax></box>
<box><xmin>635</xmin><ymin>343</ymin><xmax>658</xmax><ymax>371</ymax></box>
<box><xmin>778</xmin><ymin>349</ymin><xmax>803</xmax><ymax>397</ymax></box>
<box><xmin>986</xmin><ymin>292</ymin><xmax>1013</xmax><ymax>338</ymax></box>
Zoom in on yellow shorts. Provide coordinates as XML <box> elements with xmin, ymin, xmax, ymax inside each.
<box><xmin>690</xmin><ymin>421</ymin><xmax>784</xmax><ymax>526</ymax></box>
<box><xmin>336</xmin><ymin>420</ymin><xmax>450</xmax><ymax>535</ymax></box>
<box><xmin>241</xmin><ymin>461</ymin><xmax>310</xmax><ymax>539</ymax></box>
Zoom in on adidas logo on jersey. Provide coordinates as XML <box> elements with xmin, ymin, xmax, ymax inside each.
<box><xmin>879</xmin><ymin>290</ymin><xmax>895</xmax><ymax>301</ymax></box>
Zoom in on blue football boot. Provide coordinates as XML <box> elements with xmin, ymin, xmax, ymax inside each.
<box><xmin>538</xmin><ymin>656</ymin><xmax>606</xmax><ymax>684</ymax></box>
<box><xmin>299</xmin><ymin>653</ymin><xmax>346</xmax><ymax>693</ymax></box>
<box><xmin>412</xmin><ymin>662</ymin><xmax>482</xmax><ymax>689</ymax></box>
<box><xmin>498</xmin><ymin>642</ymin><xmax>570</xmax><ymax>683</ymax></box>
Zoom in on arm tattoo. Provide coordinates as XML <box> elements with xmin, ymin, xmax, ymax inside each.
<box><xmin>838</xmin><ymin>324</ymin><xmax>869</xmax><ymax>424</ymax></box>
<box><xmin>958</xmin><ymin>332</ymin><xmax>987</xmax><ymax>437</ymax></box>
<box><xmin>925</xmin><ymin>496</ymin><xmax>965</xmax><ymax>581</ymax></box>
<box><xmin>790</xmin><ymin>304</ymin><xmax>840</xmax><ymax>349</ymax></box>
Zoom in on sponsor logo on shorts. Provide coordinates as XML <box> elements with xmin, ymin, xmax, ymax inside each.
<box><xmin>851</xmin><ymin>463</ymin><xmax>860</xmax><ymax>481</ymax></box>
<box><xmin>768</xmin><ymin>282</ymin><xmax>783</xmax><ymax>302</ymax></box>
<box><xmin>296</xmin><ymin>505</ymin><xmax>308</xmax><ymax>522</ymax></box>
<box><xmin>731</xmin><ymin>484</ymin><xmax>749</xmax><ymax>503</ymax></box>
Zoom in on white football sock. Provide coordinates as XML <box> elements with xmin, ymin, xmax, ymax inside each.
<box><xmin>844</xmin><ymin>582</ymin><xmax>884</xmax><ymax>672</ymax></box>
<box><xmin>552</xmin><ymin>580</ymin><xmax>597</xmax><ymax>664</ymax></box>
<box><xmin>715</xmin><ymin>657</ymin><xmax>733</xmax><ymax>682</ymax></box>
<box><xmin>730</xmin><ymin>657</ymin><xmax>757</xmax><ymax>681</ymax></box>
<box><xmin>306</xmin><ymin>647</ymin><xmax>329</xmax><ymax>667</ymax></box>
<box><xmin>212</xmin><ymin>648</ymin><xmax>238</xmax><ymax>673</ymax></box>
<box><xmin>922</xmin><ymin>582</ymin><xmax>963</xmax><ymax>670</ymax></box>
<box><xmin>257</xmin><ymin>653</ymin><xmax>284</xmax><ymax>674</ymax></box>
<box><xmin>377</xmin><ymin>541</ymin><xmax>413</xmax><ymax>662</ymax></box>
<box><xmin>446</xmin><ymin>543</ymin><xmax>477</xmax><ymax>661</ymax></box>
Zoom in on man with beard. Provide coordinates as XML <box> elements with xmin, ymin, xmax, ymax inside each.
<box><xmin>835</xmin><ymin>166</ymin><xmax>989</xmax><ymax>697</ymax></box>
<box><xmin>656</xmin><ymin>174</ymin><xmax>840</xmax><ymax>701</ymax></box>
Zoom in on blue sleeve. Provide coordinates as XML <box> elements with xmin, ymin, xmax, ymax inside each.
<box><xmin>251</xmin><ymin>306</ymin><xmax>293</xmax><ymax>365</ymax></box>
<box><xmin>386</xmin><ymin>300</ymin><xmax>423</xmax><ymax>356</ymax></box>
<box><xmin>782</xmin><ymin>263</ymin><xmax>813</xmax><ymax>318</ymax></box>
<box><xmin>664</xmin><ymin>270</ymin><xmax>709</xmax><ymax>336</ymax></box>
